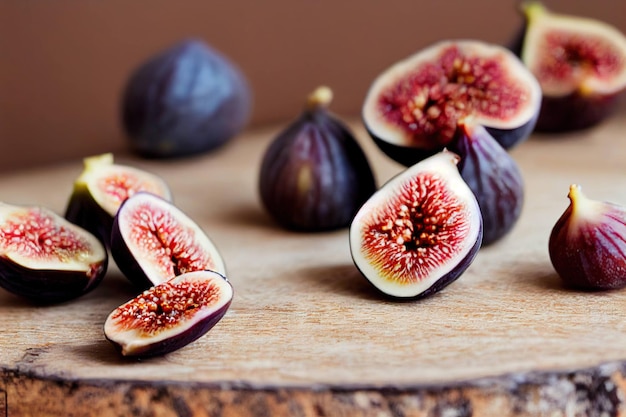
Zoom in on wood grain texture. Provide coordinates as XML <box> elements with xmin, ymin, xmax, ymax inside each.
<box><xmin>1</xmin><ymin>113</ymin><xmax>626</xmax><ymax>415</ymax></box>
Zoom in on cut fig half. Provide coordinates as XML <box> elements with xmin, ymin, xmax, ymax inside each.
<box><xmin>516</xmin><ymin>2</ymin><xmax>626</xmax><ymax>132</ymax></box>
<box><xmin>65</xmin><ymin>153</ymin><xmax>172</xmax><ymax>247</ymax></box>
<box><xmin>363</xmin><ymin>40</ymin><xmax>542</xmax><ymax>166</ymax></box>
<box><xmin>110</xmin><ymin>192</ymin><xmax>226</xmax><ymax>290</ymax></box>
<box><xmin>0</xmin><ymin>203</ymin><xmax>108</xmax><ymax>302</ymax></box>
<box><xmin>349</xmin><ymin>151</ymin><xmax>483</xmax><ymax>299</ymax></box>
<box><xmin>104</xmin><ymin>269</ymin><xmax>233</xmax><ymax>357</ymax></box>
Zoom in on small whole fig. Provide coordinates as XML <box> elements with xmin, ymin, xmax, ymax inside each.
<box><xmin>0</xmin><ymin>202</ymin><xmax>108</xmax><ymax>303</ymax></box>
<box><xmin>104</xmin><ymin>269</ymin><xmax>233</xmax><ymax>358</ymax></box>
<box><xmin>111</xmin><ymin>192</ymin><xmax>226</xmax><ymax>290</ymax></box>
<box><xmin>362</xmin><ymin>39</ymin><xmax>542</xmax><ymax>166</ymax></box>
<box><xmin>349</xmin><ymin>151</ymin><xmax>482</xmax><ymax>299</ymax></box>
<box><xmin>549</xmin><ymin>184</ymin><xmax>626</xmax><ymax>290</ymax></box>
<box><xmin>514</xmin><ymin>2</ymin><xmax>626</xmax><ymax>132</ymax></box>
<box><xmin>121</xmin><ymin>39</ymin><xmax>252</xmax><ymax>158</ymax></box>
<box><xmin>259</xmin><ymin>86</ymin><xmax>377</xmax><ymax>231</ymax></box>
<box><xmin>450</xmin><ymin>122</ymin><xmax>524</xmax><ymax>245</ymax></box>
<box><xmin>65</xmin><ymin>153</ymin><xmax>172</xmax><ymax>247</ymax></box>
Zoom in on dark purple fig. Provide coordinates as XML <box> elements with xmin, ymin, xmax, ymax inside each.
<box><xmin>515</xmin><ymin>2</ymin><xmax>626</xmax><ymax>132</ymax></box>
<box><xmin>121</xmin><ymin>38</ymin><xmax>252</xmax><ymax>158</ymax></box>
<box><xmin>450</xmin><ymin>122</ymin><xmax>524</xmax><ymax>245</ymax></box>
<box><xmin>362</xmin><ymin>40</ymin><xmax>542</xmax><ymax>166</ymax></box>
<box><xmin>104</xmin><ymin>269</ymin><xmax>232</xmax><ymax>357</ymax></box>
<box><xmin>0</xmin><ymin>203</ymin><xmax>107</xmax><ymax>303</ymax></box>
<box><xmin>110</xmin><ymin>192</ymin><xmax>225</xmax><ymax>290</ymax></box>
<box><xmin>65</xmin><ymin>153</ymin><xmax>172</xmax><ymax>248</ymax></box>
<box><xmin>259</xmin><ymin>86</ymin><xmax>377</xmax><ymax>231</ymax></box>
<box><xmin>549</xmin><ymin>184</ymin><xmax>626</xmax><ymax>290</ymax></box>
<box><xmin>349</xmin><ymin>151</ymin><xmax>482</xmax><ymax>299</ymax></box>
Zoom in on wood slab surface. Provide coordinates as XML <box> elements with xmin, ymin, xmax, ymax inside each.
<box><xmin>1</xmin><ymin>113</ymin><xmax>626</xmax><ymax>416</ymax></box>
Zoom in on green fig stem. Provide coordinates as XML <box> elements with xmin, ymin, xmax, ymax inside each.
<box><xmin>521</xmin><ymin>1</ymin><xmax>549</xmax><ymax>21</ymax></box>
<box><xmin>568</xmin><ymin>184</ymin><xmax>600</xmax><ymax>221</ymax></box>
<box><xmin>306</xmin><ymin>86</ymin><xmax>333</xmax><ymax>111</ymax></box>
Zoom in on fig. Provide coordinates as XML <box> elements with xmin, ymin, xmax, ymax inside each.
<box><xmin>515</xmin><ymin>2</ymin><xmax>626</xmax><ymax>132</ymax></box>
<box><xmin>104</xmin><ymin>269</ymin><xmax>233</xmax><ymax>357</ymax></box>
<box><xmin>362</xmin><ymin>40</ymin><xmax>542</xmax><ymax>166</ymax></box>
<box><xmin>349</xmin><ymin>151</ymin><xmax>483</xmax><ymax>299</ymax></box>
<box><xmin>450</xmin><ymin>122</ymin><xmax>525</xmax><ymax>245</ymax></box>
<box><xmin>110</xmin><ymin>192</ymin><xmax>226</xmax><ymax>290</ymax></box>
<box><xmin>0</xmin><ymin>203</ymin><xmax>107</xmax><ymax>302</ymax></box>
<box><xmin>121</xmin><ymin>38</ymin><xmax>252</xmax><ymax>158</ymax></box>
<box><xmin>258</xmin><ymin>86</ymin><xmax>377</xmax><ymax>231</ymax></box>
<box><xmin>549</xmin><ymin>184</ymin><xmax>626</xmax><ymax>290</ymax></box>
<box><xmin>65</xmin><ymin>153</ymin><xmax>172</xmax><ymax>248</ymax></box>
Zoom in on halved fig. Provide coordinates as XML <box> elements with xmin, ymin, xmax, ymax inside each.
<box><xmin>259</xmin><ymin>86</ymin><xmax>377</xmax><ymax>231</ymax></box>
<box><xmin>110</xmin><ymin>192</ymin><xmax>225</xmax><ymax>290</ymax></box>
<box><xmin>450</xmin><ymin>122</ymin><xmax>525</xmax><ymax>245</ymax></box>
<box><xmin>515</xmin><ymin>2</ymin><xmax>626</xmax><ymax>132</ymax></box>
<box><xmin>0</xmin><ymin>203</ymin><xmax>107</xmax><ymax>302</ymax></box>
<box><xmin>65</xmin><ymin>153</ymin><xmax>172</xmax><ymax>247</ymax></box>
<box><xmin>349</xmin><ymin>151</ymin><xmax>483</xmax><ymax>299</ymax></box>
<box><xmin>104</xmin><ymin>269</ymin><xmax>233</xmax><ymax>357</ymax></box>
<box><xmin>362</xmin><ymin>40</ymin><xmax>542</xmax><ymax>166</ymax></box>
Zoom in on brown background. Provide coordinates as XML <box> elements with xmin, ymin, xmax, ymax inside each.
<box><xmin>1</xmin><ymin>0</ymin><xmax>625</xmax><ymax>172</ymax></box>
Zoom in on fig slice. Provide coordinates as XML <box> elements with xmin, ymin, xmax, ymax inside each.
<box><xmin>258</xmin><ymin>86</ymin><xmax>377</xmax><ymax>231</ymax></box>
<box><xmin>549</xmin><ymin>184</ymin><xmax>626</xmax><ymax>290</ymax></box>
<box><xmin>110</xmin><ymin>192</ymin><xmax>226</xmax><ymax>290</ymax></box>
<box><xmin>349</xmin><ymin>151</ymin><xmax>483</xmax><ymax>299</ymax></box>
<box><xmin>362</xmin><ymin>40</ymin><xmax>542</xmax><ymax>166</ymax></box>
<box><xmin>517</xmin><ymin>2</ymin><xmax>626</xmax><ymax>132</ymax></box>
<box><xmin>0</xmin><ymin>203</ymin><xmax>108</xmax><ymax>302</ymax></box>
<box><xmin>104</xmin><ymin>269</ymin><xmax>233</xmax><ymax>357</ymax></box>
<box><xmin>65</xmin><ymin>153</ymin><xmax>172</xmax><ymax>247</ymax></box>
<box><xmin>450</xmin><ymin>122</ymin><xmax>525</xmax><ymax>245</ymax></box>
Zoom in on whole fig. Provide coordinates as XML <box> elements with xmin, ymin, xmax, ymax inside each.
<box><xmin>121</xmin><ymin>39</ymin><xmax>252</xmax><ymax>158</ymax></box>
<box><xmin>259</xmin><ymin>86</ymin><xmax>377</xmax><ymax>231</ymax></box>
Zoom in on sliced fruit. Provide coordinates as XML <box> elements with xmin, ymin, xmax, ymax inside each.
<box><xmin>516</xmin><ymin>2</ymin><xmax>626</xmax><ymax>132</ymax></box>
<box><xmin>349</xmin><ymin>151</ymin><xmax>483</xmax><ymax>299</ymax></box>
<box><xmin>65</xmin><ymin>153</ymin><xmax>172</xmax><ymax>248</ymax></box>
<box><xmin>259</xmin><ymin>86</ymin><xmax>377</xmax><ymax>231</ymax></box>
<box><xmin>362</xmin><ymin>39</ymin><xmax>542</xmax><ymax>166</ymax></box>
<box><xmin>104</xmin><ymin>269</ymin><xmax>233</xmax><ymax>357</ymax></box>
<box><xmin>110</xmin><ymin>192</ymin><xmax>225</xmax><ymax>290</ymax></box>
<box><xmin>0</xmin><ymin>203</ymin><xmax>107</xmax><ymax>302</ymax></box>
<box><xmin>549</xmin><ymin>184</ymin><xmax>626</xmax><ymax>290</ymax></box>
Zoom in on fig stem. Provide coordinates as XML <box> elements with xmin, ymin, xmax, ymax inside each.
<box><xmin>306</xmin><ymin>86</ymin><xmax>333</xmax><ymax>110</ymax></box>
<box><xmin>568</xmin><ymin>184</ymin><xmax>597</xmax><ymax>220</ymax></box>
<box><xmin>521</xmin><ymin>1</ymin><xmax>548</xmax><ymax>22</ymax></box>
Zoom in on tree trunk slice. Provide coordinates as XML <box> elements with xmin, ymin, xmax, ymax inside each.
<box><xmin>1</xmin><ymin>114</ymin><xmax>626</xmax><ymax>415</ymax></box>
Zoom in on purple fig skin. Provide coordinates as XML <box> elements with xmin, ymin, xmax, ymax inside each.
<box><xmin>65</xmin><ymin>189</ymin><xmax>116</xmax><ymax>249</ymax></box>
<box><xmin>450</xmin><ymin>123</ymin><xmax>525</xmax><ymax>245</ymax></box>
<box><xmin>104</xmin><ymin>270</ymin><xmax>232</xmax><ymax>358</ymax></box>
<box><xmin>549</xmin><ymin>185</ymin><xmax>626</xmax><ymax>291</ymax></box>
<box><xmin>349</xmin><ymin>151</ymin><xmax>483</xmax><ymax>299</ymax></box>
<box><xmin>362</xmin><ymin>40</ymin><xmax>542</xmax><ymax>167</ymax></box>
<box><xmin>0</xmin><ymin>256</ymin><xmax>107</xmax><ymax>303</ymax></box>
<box><xmin>259</xmin><ymin>87</ymin><xmax>377</xmax><ymax>231</ymax></box>
<box><xmin>121</xmin><ymin>38</ymin><xmax>252</xmax><ymax>158</ymax></box>
<box><xmin>533</xmin><ymin>93</ymin><xmax>622</xmax><ymax>133</ymax></box>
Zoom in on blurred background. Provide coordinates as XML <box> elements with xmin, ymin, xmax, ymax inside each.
<box><xmin>1</xmin><ymin>0</ymin><xmax>625</xmax><ymax>172</ymax></box>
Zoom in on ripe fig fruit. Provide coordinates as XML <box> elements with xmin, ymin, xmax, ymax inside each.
<box><xmin>549</xmin><ymin>184</ymin><xmax>626</xmax><ymax>290</ymax></box>
<box><xmin>450</xmin><ymin>122</ymin><xmax>525</xmax><ymax>245</ymax></box>
<box><xmin>515</xmin><ymin>2</ymin><xmax>626</xmax><ymax>132</ymax></box>
<box><xmin>104</xmin><ymin>269</ymin><xmax>233</xmax><ymax>357</ymax></box>
<box><xmin>362</xmin><ymin>40</ymin><xmax>542</xmax><ymax>166</ymax></box>
<box><xmin>259</xmin><ymin>86</ymin><xmax>377</xmax><ymax>231</ymax></box>
<box><xmin>349</xmin><ymin>151</ymin><xmax>483</xmax><ymax>299</ymax></box>
<box><xmin>0</xmin><ymin>203</ymin><xmax>107</xmax><ymax>303</ymax></box>
<box><xmin>121</xmin><ymin>38</ymin><xmax>252</xmax><ymax>158</ymax></box>
<box><xmin>110</xmin><ymin>192</ymin><xmax>226</xmax><ymax>290</ymax></box>
<box><xmin>65</xmin><ymin>153</ymin><xmax>172</xmax><ymax>248</ymax></box>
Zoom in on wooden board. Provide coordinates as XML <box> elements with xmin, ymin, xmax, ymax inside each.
<box><xmin>1</xmin><ymin>113</ymin><xmax>626</xmax><ymax>416</ymax></box>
